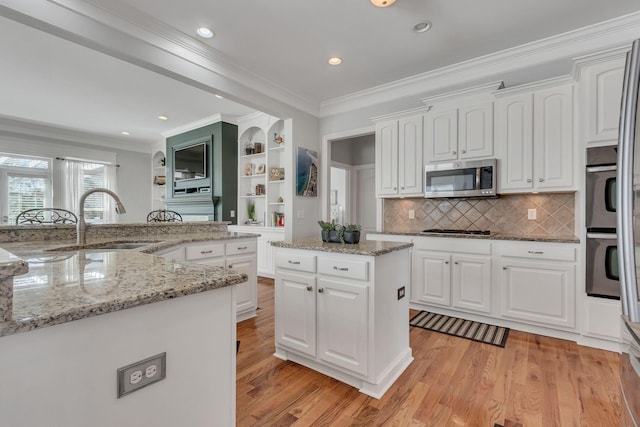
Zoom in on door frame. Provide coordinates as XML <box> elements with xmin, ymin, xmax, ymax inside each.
<box><xmin>321</xmin><ymin>126</ymin><xmax>382</xmax><ymax>230</ymax></box>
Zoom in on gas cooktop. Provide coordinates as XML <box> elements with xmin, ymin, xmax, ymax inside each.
<box><xmin>421</xmin><ymin>229</ymin><xmax>492</xmax><ymax>236</ymax></box>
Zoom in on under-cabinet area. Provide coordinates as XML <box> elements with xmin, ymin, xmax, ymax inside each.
<box><xmin>271</xmin><ymin>240</ymin><xmax>413</xmax><ymax>399</ymax></box>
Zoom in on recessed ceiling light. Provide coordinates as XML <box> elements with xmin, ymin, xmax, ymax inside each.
<box><xmin>121</xmin><ymin>131</ymin><xmax>131</xmax><ymax>136</ymax></box>
<box><xmin>215</xmin><ymin>94</ymin><xmax>224</xmax><ymax>99</ymax></box>
<box><xmin>158</xmin><ymin>115</ymin><xmax>168</xmax><ymax>121</ymax></box>
<box><xmin>413</xmin><ymin>21</ymin><xmax>432</xmax><ymax>33</ymax></box>
<box><xmin>328</xmin><ymin>57</ymin><xmax>342</xmax><ymax>66</ymax></box>
<box><xmin>370</xmin><ymin>0</ymin><xmax>396</xmax><ymax>7</ymax></box>
<box><xmin>196</xmin><ymin>27</ymin><xmax>214</xmax><ymax>38</ymax></box>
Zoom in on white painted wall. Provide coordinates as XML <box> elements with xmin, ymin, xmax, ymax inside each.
<box><xmin>0</xmin><ymin>286</ymin><xmax>236</xmax><ymax>427</ymax></box>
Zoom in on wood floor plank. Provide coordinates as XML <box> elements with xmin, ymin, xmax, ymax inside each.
<box><xmin>236</xmin><ymin>277</ymin><xmax>622</xmax><ymax>426</ymax></box>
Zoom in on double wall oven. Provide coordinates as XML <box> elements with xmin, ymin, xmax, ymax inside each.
<box><xmin>585</xmin><ymin>146</ymin><xmax>619</xmax><ymax>299</ymax></box>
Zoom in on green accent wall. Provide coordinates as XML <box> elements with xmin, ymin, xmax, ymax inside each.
<box><xmin>165</xmin><ymin>122</ymin><xmax>238</xmax><ymax>223</ymax></box>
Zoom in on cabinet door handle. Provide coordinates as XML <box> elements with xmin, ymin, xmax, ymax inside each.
<box><xmin>333</xmin><ymin>266</ymin><xmax>349</xmax><ymax>271</ymax></box>
<box><xmin>527</xmin><ymin>251</ymin><xmax>544</xmax><ymax>255</ymax></box>
<box><xmin>237</xmin><ymin>246</ymin><xmax>248</xmax><ymax>250</ymax></box>
<box><xmin>502</xmin><ymin>267</ymin><xmax>508</xmax><ymax>270</ymax></box>
<box><xmin>538</xmin><ymin>178</ymin><xmax>544</xmax><ymax>182</ymax></box>
<box><xmin>452</xmin><ymin>150</ymin><xmax>457</xmax><ymax>155</ymax></box>
<box><xmin>527</xmin><ymin>178</ymin><xmax>532</xmax><ymax>183</ymax></box>
<box><xmin>288</xmin><ymin>260</ymin><xmax>301</xmax><ymax>265</ymax></box>
<box><xmin>306</xmin><ymin>286</ymin><xmax>313</xmax><ymax>291</ymax></box>
<box><xmin>318</xmin><ymin>288</ymin><xmax>324</xmax><ymax>293</ymax></box>
<box><xmin>228</xmin><ymin>264</ymin><xmax>233</xmax><ymax>269</ymax></box>
<box><xmin>200</xmin><ymin>250</ymin><xmax>213</xmax><ymax>254</ymax></box>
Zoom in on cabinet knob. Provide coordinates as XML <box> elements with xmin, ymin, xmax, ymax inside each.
<box><xmin>461</xmin><ymin>150</ymin><xmax>466</xmax><ymax>154</ymax></box>
<box><xmin>393</xmin><ymin>187</ymin><xmax>397</xmax><ymax>190</ymax></box>
<box><xmin>538</xmin><ymin>178</ymin><xmax>544</xmax><ymax>182</ymax></box>
<box><xmin>306</xmin><ymin>286</ymin><xmax>313</xmax><ymax>291</ymax></box>
<box><xmin>445</xmin><ymin>261</ymin><xmax>449</xmax><ymax>264</ymax></box>
<box><xmin>318</xmin><ymin>288</ymin><xmax>325</xmax><ymax>293</ymax></box>
<box><xmin>454</xmin><ymin>261</ymin><xmax>459</xmax><ymax>265</ymax></box>
<box><xmin>228</xmin><ymin>264</ymin><xmax>233</xmax><ymax>269</ymax></box>
<box><xmin>527</xmin><ymin>178</ymin><xmax>532</xmax><ymax>183</ymax></box>
<box><xmin>452</xmin><ymin>151</ymin><xmax>457</xmax><ymax>155</ymax></box>
<box><xmin>502</xmin><ymin>267</ymin><xmax>508</xmax><ymax>270</ymax></box>
<box><xmin>401</xmin><ymin>186</ymin><xmax>405</xmax><ymax>190</ymax></box>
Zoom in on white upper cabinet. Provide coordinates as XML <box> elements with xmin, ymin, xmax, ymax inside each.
<box><xmin>575</xmin><ymin>49</ymin><xmax>627</xmax><ymax>146</ymax></box>
<box><xmin>374</xmin><ymin>108</ymin><xmax>425</xmax><ymax>198</ymax></box>
<box><xmin>494</xmin><ymin>78</ymin><xmax>575</xmax><ymax>193</ymax></box>
<box><xmin>425</xmin><ymin>102</ymin><xmax>494</xmax><ymax>163</ymax></box>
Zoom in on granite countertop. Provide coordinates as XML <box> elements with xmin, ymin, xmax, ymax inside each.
<box><xmin>372</xmin><ymin>231</ymin><xmax>580</xmax><ymax>244</ymax></box>
<box><xmin>271</xmin><ymin>239</ymin><xmax>413</xmax><ymax>256</ymax></box>
<box><xmin>0</xmin><ymin>231</ymin><xmax>258</xmax><ymax>337</ymax></box>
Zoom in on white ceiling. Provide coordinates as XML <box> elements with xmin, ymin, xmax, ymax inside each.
<box><xmin>1</xmin><ymin>0</ymin><xmax>640</xmax><ymax>146</ymax></box>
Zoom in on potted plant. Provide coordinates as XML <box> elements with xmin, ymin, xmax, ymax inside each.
<box><xmin>246</xmin><ymin>202</ymin><xmax>256</xmax><ymax>224</ymax></box>
<box><xmin>318</xmin><ymin>220</ymin><xmax>336</xmax><ymax>242</ymax></box>
<box><xmin>343</xmin><ymin>224</ymin><xmax>362</xmax><ymax>244</ymax></box>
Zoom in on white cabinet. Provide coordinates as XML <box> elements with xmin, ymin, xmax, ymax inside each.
<box><xmin>375</xmin><ymin>110</ymin><xmax>425</xmax><ymax>197</ymax></box>
<box><xmin>495</xmin><ymin>79</ymin><xmax>575</xmax><ymax>192</ymax></box>
<box><xmin>498</xmin><ymin>242</ymin><xmax>576</xmax><ymax>330</ymax></box>
<box><xmin>424</xmin><ymin>102</ymin><xmax>494</xmax><ymax>163</ymax></box>
<box><xmin>230</xmin><ymin>223</ymin><xmax>284</xmax><ymax>278</ymax></box>
<box><xmin>158</xmin><ymin>238</ymin><xmax>258</xmax><ymax>322</ymax></box>
<box><xmin>411</xmin><ymin>238</ymin><xmax>492</xmax><ymax>315</ymax></box>
<box><xmin>575</xmin><ymin>50</ymin><xmax>626</xmax><ymax>146</ymax></box>
<box><xmin>273</xmin><ymin>246</ymin><xmax>412</xmax><ymax>398</ymax></box>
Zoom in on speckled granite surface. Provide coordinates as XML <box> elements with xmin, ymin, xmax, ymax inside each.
<box><xmin>0</xmin><ymin>229</ymin><xmax>257</xmax><ymax>337</ymax></box>
<box><xmin>372</xmin><ymin>231</ymin><xmax>579</xmax><ymax>244</ymax></box>
<box><xmin>271</xmin><ymin>239</ymin><xmax>413</xmax><ymax>256</ymax></box>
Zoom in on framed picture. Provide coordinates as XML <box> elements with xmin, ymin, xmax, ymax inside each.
<box><xmin>296</xmin><ymin>147</ymin><xmax>318</xmax><ymax>197</ymax></box>
<box><xmin>330</xmin><ymin>190</ymin><xmax>337</xmax><ymax>205</ymax></box>
<box><xmin>270</xmin><ymin>167</ymin><xmax>285</xmax><ymax>181</ymax></box>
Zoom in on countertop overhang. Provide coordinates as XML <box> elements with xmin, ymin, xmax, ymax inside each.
<box><xmin>271</xmin><ymin>239</ymin><xmax>413</xmax><ymax>256</ymax></box>
<box><xmin>0</xmin><ymin>231</ymin><xmax>258</xmax><ymax>337</ymax></box>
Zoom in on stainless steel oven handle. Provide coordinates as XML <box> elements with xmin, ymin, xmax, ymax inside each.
<box><xmin>586</xmin><ymin>165</ymin><xmax>617</xmax><ymax>173</ymax></box>
<box><xmin>586</xmin><ymin>233</ymin><xmax>618</xmax><ymax>239</ymax></box>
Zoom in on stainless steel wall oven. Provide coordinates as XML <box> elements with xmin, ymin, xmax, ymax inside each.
<box><xmin>585</xmin><ymin>146</ymin><xmax>619</xmax><ymax>299</ymax></box>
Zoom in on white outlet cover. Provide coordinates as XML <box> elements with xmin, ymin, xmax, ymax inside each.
<box><xmin>409</xmin><ymin>210</ymin><xmax>415</xmax><ymax>219</ymax></box>
<box><xmin>527</xmin><ymin>209</ymin><xmax>537</xmax><ymax>220</ymax></box>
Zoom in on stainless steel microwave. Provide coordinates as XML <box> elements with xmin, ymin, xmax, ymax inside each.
<box><xmin>424</xmin><ymin>158</ymin><xmax>497</xmax><ymax>198</ymax></box>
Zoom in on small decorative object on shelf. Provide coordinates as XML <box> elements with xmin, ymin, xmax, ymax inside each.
<box><xmin>245</xmin><ymin>140</ymin><xmax>255</xmax><ymax>155</ymax></box>
<box><xmin>273</xmin><ymin>133</ymin><xmax>284</xmax><ymax>144</ymax></box>
<box><xmin>277</xmin><ymin>196</ymin><xmax>284</xmax><ymax>203</ymax></box>
<box><xmin>318</xmin><ymin>221</ymin><xmax>361</xmax><ymax>244</ymax></box>
<box><xmin>255</xmin><ymin>184</ymin><xmax>265</xmax><ymax>195</ymax></box>
<box><xmin>154</xmin><ymin>175</ymin><xmax>166</xmax><ymax>185</ymax></box>
<box><xmin>256</xmin><ymin>163</ymin><xmax>266</xmax><ymax>174</ymax></box>
<box><xmin>270</xmin><ymin>167</ymin><xmax>285</xmax><ymax>181</ymax></box>
<box><xmin>244</xmin><ymin>163</ymin><xmax>255</xmax><ymax>176</ymax></box>
<box><xmin>159</xmin><ymin>157</ymin><xmax>165</xmax><ymax>166</ymax></box>
<box><xmin>254</xmin><ymin>142</ymin><xmax>263</xmax><ymax>153</ymax></box>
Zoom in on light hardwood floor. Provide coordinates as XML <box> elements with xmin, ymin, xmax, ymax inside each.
<box><xmin>236</xmin><ymin>277</ymin><xmax>622</xmax><ymax>426</ymax></box>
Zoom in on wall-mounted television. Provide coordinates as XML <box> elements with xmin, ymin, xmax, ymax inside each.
<box><xmin>173</xmin><ymin>142</ymin><xmax>207</xmax><ymax>181</ymax></box>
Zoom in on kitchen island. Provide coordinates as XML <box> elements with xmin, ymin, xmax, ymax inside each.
<box><xmin>0</xmin><ymin>222</ymin><xmax>256</xmax><ymax>427</ymax></box>
<box><xmin>271</xmin><ymin>239</ymin><xmax>413</xmax><ymax>399</ymax></box>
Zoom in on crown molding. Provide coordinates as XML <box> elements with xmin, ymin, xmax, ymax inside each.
<box><xmin>319</xmin><ymin>11</ymin><xmax>640</xmax><ymax>118</ymax></box>
<box><xmin>161</xmin><ymin>114</ymin><xmax>239</xmax><ymax>138</ymax></box>
<box><xmin>420</xmin><ymin>81</ymin><xmax>504</xmax><ymax>106</ymax></box>
<box><xmin>491</xmin><ymin>75</ymin><xmax>575</xmax><ymax>97</ymax></box>
<box><xmin>370</xmin><ymin>106</ymin><xmax>430</xmax><ymax>122</ymax></box>
<box><xmin>0</xmin><ymin>116</ymin><xmax>152</xmax><ymax>153</ymax></box>
<box><xmin>571</xmin><ymin>45</ymin><xmax>630</xmax><ymax>79</ymax></box>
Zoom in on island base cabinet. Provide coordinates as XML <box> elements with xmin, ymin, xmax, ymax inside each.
<box><xmin>317</xmin><ymin>278</ymin><xmax>368</xmax><ymax>376</ymax></box>
<box><xmin>273</xmin><ymin>246</ymin><xmax>413</xmax><ymax>399</ymax></box>
<box><xmin>500</xmin><ymin>260</ymin><xmax>576</xmax><ymax>329</ymax></box>
<box><xmin>275</xmin><ymin>271</ymin><xmax>317</xmax><ymax>357</ymax></box>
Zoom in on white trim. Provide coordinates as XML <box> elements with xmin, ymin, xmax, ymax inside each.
<box><xmin>420</xmin><ymin>81</ymin><xmax>504</xmax><ymax>106</ymax></box>
<box><xmin>319</xmin><ymin>11</ymin><xmax>640</xmax><ymax>117</ymax></box>
<box><xmin>572</xmin><ymin>44</ymin><xmax>631</xmax><ymax>79</ymax></box>
<box><xmin>371</xmin><ymin>106</ymin><xmax>430</xmax><ymax>123</ymax></box>
<box><xmin>161</xmin><ymin>114</ymin><xmax>239</xmax><ymax>138</ymax></box>
<box><xmin>492</xmin><ymin>75</ymin><xmax>576</xmax><ymax>98</ymax></box>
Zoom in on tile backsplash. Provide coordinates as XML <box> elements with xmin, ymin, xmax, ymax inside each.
<box><xmin>383</xmin><ymin>193</ymin><xmax>575</xmax><ymax>237</ymax></box>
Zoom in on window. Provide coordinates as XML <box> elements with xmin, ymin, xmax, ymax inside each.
<box><xmin>0</xmin><ymin>153</ymin><xmax>52</xmax><ymax>224</ymax></box>
<box><xmin>80</xmin><ymin>163</ymin><xmax>107</xmax><ymax>223</ymax></box>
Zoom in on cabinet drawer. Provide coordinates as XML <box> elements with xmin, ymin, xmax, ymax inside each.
<box><xmin>275</xmin><ymin>251</ymin><xmax>316</xmax><ymax>273</ymax></box>
<box><xmin>185</xmin><ymin>243</ymin><xmax>225</xmax><ymax>260</ymax></box>
<box><xmin>499</xmin><ymin>244</ymin><xmax>575</xmax><ymax>262</ymax></box>
<box><xmin>318</xmin><ymin>257</ymin><xmax>369</xmax><ymax>281</ymax></box>
<box><xmin>226</xmin><ymin>239</ymin><xmax>257</xmax><ymax>256</ymax></box>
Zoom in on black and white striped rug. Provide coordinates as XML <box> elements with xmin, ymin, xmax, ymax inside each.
<box><xmin>410</xmin><ymin>311</ymin><xmax>509</xmax><ymax>347</ymax></box>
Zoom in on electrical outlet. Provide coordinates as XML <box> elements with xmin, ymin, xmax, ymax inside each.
<box><xmin>230</xmin><ymin>210</ymin><xmax>235</xmax><ymax>218</ymax></box>
<box><xmin>528</xmin><ymin>208</ymin><xmax>537</xmax><ymax>220</ymax></box>
<box><xmin>117</xmin><ymin>353</ymin><xmax>166</xmax><ymax>398</ymax></box>
<box><xmin>397</xmin><ymin>286</ymin><xmax>405</xmax><ymax>300</ymax></box>
<box><xmin>408</xmin><ymin>210</ymin><xmax>415</xmax><ymax>219</ymax></box>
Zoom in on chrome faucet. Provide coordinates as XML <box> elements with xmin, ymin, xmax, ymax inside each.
<box><xmin>77</xmin><ymin>188</ymin><xmax>126</xmax><ymax>245</ymax></box>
